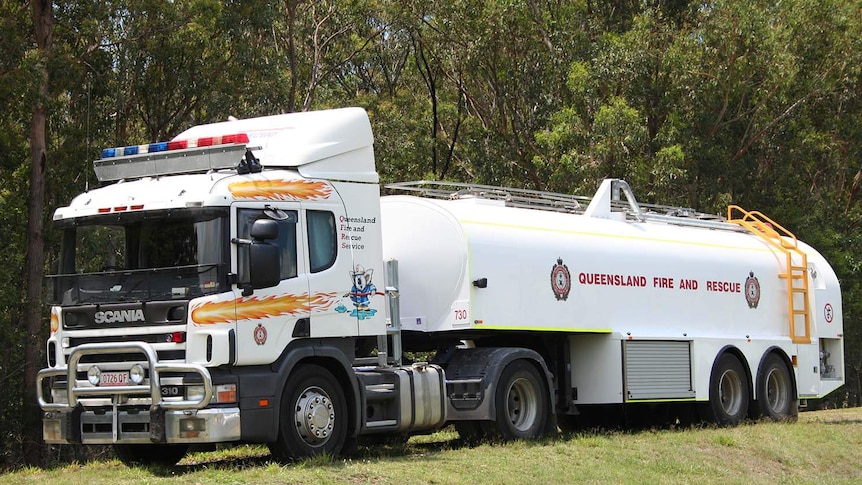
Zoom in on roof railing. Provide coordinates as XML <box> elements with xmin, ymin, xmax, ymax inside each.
<box><xmin>386</xmin><ymin>179</ymin><xmax>737</xmax><ymax>231</ymax></box>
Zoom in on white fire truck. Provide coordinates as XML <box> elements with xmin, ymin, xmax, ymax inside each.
<box><xmin>37</xmin><ymin>108</ymin><xmax>844</xmax><ymax>466</ymax></box>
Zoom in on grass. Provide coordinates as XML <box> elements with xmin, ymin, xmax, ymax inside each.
<box><xmin>3</xmin><ymin>407</ymin><xmax>862</xmax><ymax>484</ymax></box>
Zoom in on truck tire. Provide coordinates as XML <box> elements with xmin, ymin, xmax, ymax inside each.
<box><xmin>113</xmin><ymin>443</ymin><xmax>188</xmax><ymax>467</ymax></box>
<box><xmin>756</xmin><ymin>353</ymin><xmax>797</xmax><ymax>421</ymax></box>
<box><xmin>483</xmin><ymin>359</ymin><xmax>549</xmax><ymax>440</ymax></box>
<box><xmin>701</xmin><ymin>353</ymin><xmax>749</xmax><ymax>426</ymax></box>
<box><xmin>268</xmin><ymin>364</ymin><xmax>348</xmax><ymax>462</ymax></box>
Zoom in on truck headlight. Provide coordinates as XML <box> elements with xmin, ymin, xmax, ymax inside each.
<box><xmin>187</xmin><ymin>385</ymin><xmax>206</xmax><ymax>403</ymax></box>
<box><xmin>87</xmin><ymin>366</ymin><xmax>101</xmax><ymax>386</ymax></box>
<box><xmin>187</xmin><ymin>383</ymin><xmax>236</xmax><ymax>404</ymax></box>
<box><xmin>129</xmin><ymin>364</ymin><xmax>145</xmax><ymax>384</ymax></box>
<box><xmin>179</xmin><ymin>417</ymin><xmax>206</xmax><ymax>438</ymax></box>
<box><xmin>51</xmin><ymin>388</ymin><xmax>69</xmax><ymax>405</ymax></box>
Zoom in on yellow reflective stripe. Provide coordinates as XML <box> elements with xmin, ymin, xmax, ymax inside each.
<box><xmin>460</xmin><ymin>219</ymin><xmax>773</xmax><ymax>253</ymax></box>
<box><xmin>624</xmin><ymin>398</ymin><xmax>702</xmax><ymax>403</ymax></box>
<box><xmin>471</xmin><ymin>324</ymin><xmax>612</xmax><ymax>333</ymax></box>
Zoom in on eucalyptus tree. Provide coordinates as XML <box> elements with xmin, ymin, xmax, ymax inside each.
<box><xmin>535</xmin><ymin>0</ymin><xmax>862</xmax><ymax>404</ymax></box>
<box><xmin>374</xmin><ymin>0</ymin><xmax>586</xmax><ymax>186</ymax></box>
<box><xmin>0</xmin><ymin>0</ymin><xmax>41</xmax><ymax>469</ymax></box>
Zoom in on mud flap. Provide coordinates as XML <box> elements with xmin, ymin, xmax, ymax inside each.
<box><xmin>67</xmin><ymin>403</ymin><xmax>84</xmax><ymax>443</ymax></box>
<box><xmin>149</xmin><ymin>405</ymin><xmax>166</xmax><ymax>443</ymax></box>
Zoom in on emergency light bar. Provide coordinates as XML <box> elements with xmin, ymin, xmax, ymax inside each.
<box><xmin>94</xmin><ymin>133</ymin><xmax>251</xmax><ymax>182</ymax></box>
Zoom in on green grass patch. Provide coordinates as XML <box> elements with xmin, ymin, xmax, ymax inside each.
<box><xmin>2</xmin><ymin>408</ymin><xmax>862</xmax><ymax>484</ymax></box>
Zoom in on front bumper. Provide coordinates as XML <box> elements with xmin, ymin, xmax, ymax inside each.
<box><xmin>38</xmin><ymin>341</ymin><xmax>239</xmax><ymax>444</ymax></box>
<box><xmin>42</xmin><ymin>407</ymin><xmax>241</xmax><ymax>444</ymax></box>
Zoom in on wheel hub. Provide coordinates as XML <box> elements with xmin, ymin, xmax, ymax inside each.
<box><xmin>294</xmin><ymin>386</ymin><xmax>335</xmax><ymax>446</ymax></box>
<box><xmin>506</xmin><ymin>377</ymin><xmax>539</xmax><ymax>431</ymax></box>
<box><xmin>765</xmin><ymin>367</ymin><xmax>789</xmax><ymax>412</ymax></box>
<box><xmin>718</xmin><ymin>369</ymin><xmax>743</xmax><ymax>415</ymax></box>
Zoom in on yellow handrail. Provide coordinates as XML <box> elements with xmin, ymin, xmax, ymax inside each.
<box><xmin>727</xmin><ymin>206</ymin><xmax>811</xmax><ymax>344</ymax></box>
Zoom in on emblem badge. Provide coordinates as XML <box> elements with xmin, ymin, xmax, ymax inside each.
<box><xmin>550</xmin><ymin>258</ymin><xmax>571</xmax><ymax>301</ymax></box>
<box><xmin>253</xmin><ymin>324</ymin><xmax>268</xmax><ymax>345</ymax></box>
<box><xmin>744</xmin><ymin>271</ymin><xmax>760</xmax><ymax>309</ymax></box>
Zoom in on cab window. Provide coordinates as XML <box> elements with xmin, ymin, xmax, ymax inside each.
<box><xmin>307</xmin><ymin>210</ymin><xmax>337</xmax><ymax>273</ymax></box>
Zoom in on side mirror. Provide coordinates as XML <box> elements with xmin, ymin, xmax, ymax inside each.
<box><xmin>248</xmin><ymin>219</ymin><xmax>280</xmax><ymax>291</ymax></box>
<box><xmin>251</xmin><ymin>219</ymin><xmax>278</xmax><ymax>240</ymax></box>
<box><xmin>249</xmin><ymin>242</ymin><xmax>280</xmax><ymax>290</ymax></box>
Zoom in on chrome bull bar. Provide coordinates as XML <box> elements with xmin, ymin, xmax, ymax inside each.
<box><xmin>37</xmin><ymin>341</ymin><xmax>212</xmax><ymax>411</ymax></box>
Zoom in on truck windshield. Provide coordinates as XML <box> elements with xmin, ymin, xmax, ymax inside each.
<box><xmin>47</xmin><ymin>207</ymin><xmax>229</xmax><ymax>305</ymax></box>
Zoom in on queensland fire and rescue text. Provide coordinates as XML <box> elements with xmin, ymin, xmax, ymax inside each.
<box><xmin>577</xmin><ymin>273</ymin><xmax>740</xmax><ymax>293</ymax></box>
<box><xmin>37</xmin><ymin>108</ymin><xmax>844</xmax><ymax>467</ymax></box>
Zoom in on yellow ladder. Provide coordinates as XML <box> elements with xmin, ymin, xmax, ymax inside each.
<box><xmin>727</xmin><ymin>206</ymin><xmax>811</xmax><ymax>344</ymax></box>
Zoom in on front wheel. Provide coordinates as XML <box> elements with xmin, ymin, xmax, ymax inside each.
<box><xmin>701</xmin><ymin>353</ymin><xmax>749</xmax><ymax>426</ymax></box>
<box><xmin>268</xmin><ymin>364</ymin><xmax>348</xmax><ymax>463</ymax></box>
<box><xmin>483</xmin><ymin>360</ymin><xmax>549</xmax><ymax>440</ymax></box>
<box><xmin>756</xmin><ymin>353</ymin><xmax>797</xmax><ymax>421</ymax></box>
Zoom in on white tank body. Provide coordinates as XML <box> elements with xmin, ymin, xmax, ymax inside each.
<box><xmin>380</xmin><ymin>196</ymin><xmax>471</xmax><ymax>332</ymax></box>
<box><xmin>380</xmin><ymin>194</ymin><xmax>843</xmax><ymax>346</ymax></box>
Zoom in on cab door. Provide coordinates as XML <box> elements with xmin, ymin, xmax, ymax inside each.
<box><xmin>303</xmin><ymin>201</ymin><xmax>357</xmax><ymax>338</ymax></box>
<box><xmin>232</xmin><ymin>203</ymin><xmax>309</xmax><ymax>365</ymax></box>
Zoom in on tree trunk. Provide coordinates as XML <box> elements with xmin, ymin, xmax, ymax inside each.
<box><xmin>23</xmin><ymin>0</ymin><xmax>53</xmax><ymax>466</ymax></box>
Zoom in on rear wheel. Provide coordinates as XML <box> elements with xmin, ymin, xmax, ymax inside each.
<box><xmin>113</xmin><ymin>444</ymin><xmax>188</xmax><ymax>467</ymax></box>
<box><xmin>756</xmin><ymin>353</ymin><xmax>797</xmax><ymax>421</ymax></box>
<box><xmin>483</xmin><ymin>360</ymin><xmax>548</xmax><ymax>440</ymax></box>
<box><xmin>701</xmin><ymin>353</ymin><xmax>749</xmax><ymax>426</ymax></box>
<box><xmin>268</xmin><ymin>364</ymin><xmax>348</xmax><ymax>462</ymax></box>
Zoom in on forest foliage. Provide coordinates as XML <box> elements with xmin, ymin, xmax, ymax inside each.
<box><xmin>1</xmin><ymin>0</ymin><xmax>860</xmax><ymax>469</ymax></box>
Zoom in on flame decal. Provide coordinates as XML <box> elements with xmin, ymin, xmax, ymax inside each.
<box><xmin>228</xmin><ymin>179</ymin><xmax>332</xmax><ymax>201</ymax></box>
<box><xmin>191</xmin><ymin>292</ymin><xmax>339</xmax><ymax>325</ymax></box>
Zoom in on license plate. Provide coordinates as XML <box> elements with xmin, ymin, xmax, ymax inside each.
<box><xmin>100</xmin><ymin>371</ymin><xmax>131</xmax><ymax>387</ymax></box>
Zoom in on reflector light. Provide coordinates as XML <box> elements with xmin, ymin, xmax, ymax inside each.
<box><xmin>99</xmin><ymin>133</ymin><xmax>249</xmax><ymax>159</ymax></box>
<box><xmin>98</xmin><ymin>205</ymin><xmax>145</xmax><ymax>213</ymax></box>
<box><xmin>166</xmin><ymin>332</ymin><xmax>186</xmax><ymax>343</ymax></box>
<box><xmin>216</xmin><ymin>384</ymin><xmax>237</xmax><ymax>404</ymax></box>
